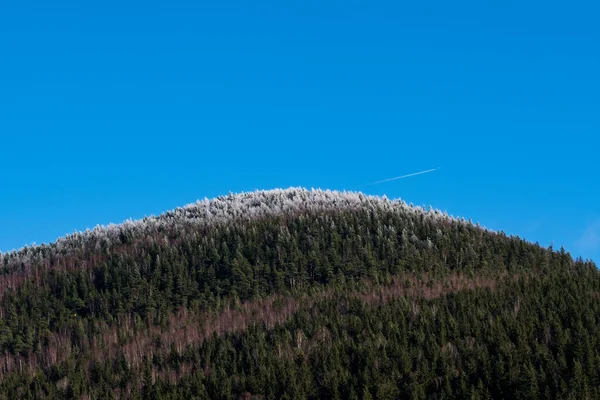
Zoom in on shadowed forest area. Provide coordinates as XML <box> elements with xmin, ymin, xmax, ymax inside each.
<box><xmin>0</xmin><ymin>188</ymin><xmax>598</xmax><ymax>399</ymax></box>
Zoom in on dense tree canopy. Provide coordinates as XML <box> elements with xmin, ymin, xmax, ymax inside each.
<box><xmin>0</xmin><ymin>188</ymin><xmax>596</xmax><ymax>399</ymax></box>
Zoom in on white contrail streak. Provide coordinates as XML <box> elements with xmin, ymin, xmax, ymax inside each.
<box><xmin>367</xmin><ymin>168</ymin><xmax>440</xmax><ymax>185</ymax></box>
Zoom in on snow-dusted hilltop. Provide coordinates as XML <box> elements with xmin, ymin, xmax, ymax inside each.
<box><xmin>0</xmin><ymin>188</ymin><xmax>471</xmax><ymax>274</ymax></box>
<box><xmin>0</xmin><ymin>187</ymin><xmax>593</xmax><ymax>399</ymax></box>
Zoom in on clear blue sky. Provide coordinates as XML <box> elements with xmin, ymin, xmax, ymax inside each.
<box><xmin>1</xmin><ymin>1</ymin><xmax>599</xmax><ymax>262</ymax></box>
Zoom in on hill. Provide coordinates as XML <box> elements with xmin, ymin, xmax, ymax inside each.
<box><xmin>0</xmin><ymin>188</ymin><xmax>598</xmax><ymax>399</ymax></box>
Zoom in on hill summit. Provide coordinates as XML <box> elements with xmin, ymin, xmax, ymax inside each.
<box><xmin>0</xmin><ymin>188</ymin><xmax>597</xmax><ymax>399</ymax></box>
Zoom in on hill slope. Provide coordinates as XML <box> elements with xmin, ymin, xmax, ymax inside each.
<box><xmin>0</xmin><ymin>188</ymin><xmax>598</xmax><ymax>399</ymax></box>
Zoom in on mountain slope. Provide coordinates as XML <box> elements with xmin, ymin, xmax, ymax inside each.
<box><xmin>0</xmin><ymin>188</ymin><xmax>597</xmax><ymax>399</ymax></box>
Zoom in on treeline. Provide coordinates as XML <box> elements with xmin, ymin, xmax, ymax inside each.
<box><xmin>0</xmin><ymin>188</ymin><xmax>596</xmax><ymax>399</ymax></box>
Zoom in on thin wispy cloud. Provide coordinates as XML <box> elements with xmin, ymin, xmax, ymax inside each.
<box><xmin>577</xmin><ymin>220</ymin><xmax>600</xmax><ymax>251</ymax></box>
<box><xmin>366</xmin><ymin>168</ymin><xmax>440</xmax><ymax>186</ymax></box>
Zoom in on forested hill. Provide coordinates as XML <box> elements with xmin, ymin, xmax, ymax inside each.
<box><xmin>0</xmin><ymin>188</ymin><xmax>598</xmax><ymax>399</ymax></box>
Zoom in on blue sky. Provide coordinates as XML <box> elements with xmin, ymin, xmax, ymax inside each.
<box><xmin>1</xmin><ymin>0</ymin><xmax>599</xmax><ymax>262</ymax></box>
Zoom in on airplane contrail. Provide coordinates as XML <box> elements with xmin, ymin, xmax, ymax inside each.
<box><xmin>367</xmin><ymin>168</ymin><xmax>440</xmax><ymax>186</ymax></box>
